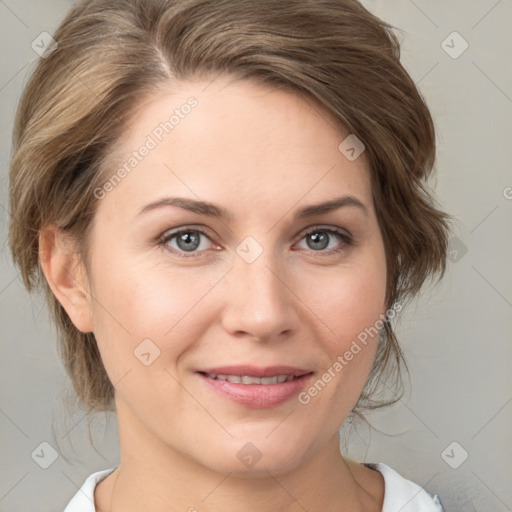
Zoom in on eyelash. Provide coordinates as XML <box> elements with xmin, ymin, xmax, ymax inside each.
<box><xmin>157</xmin><ymin>225</ymin><xmax>353</xmax><ymax>259</ymax></box>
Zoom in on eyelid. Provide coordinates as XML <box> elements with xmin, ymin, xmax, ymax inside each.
<box><xmin>156</xmin><ymin>225</ymin><xmax>219</xmax><ymax>259</ymax></box>
<box><xmin>157</xmin><ymin>224</ymin><xmax>353</xmax><ymax>257</ymax></box>
<box><xmin>298</xmin><ymin>224</ymin><xmax>352</xmax><ymax>239</ymax></box>
<box><xmin>294</xmin><ymin>225</ymin><xmax>353</xmax><ymax>253</ymax></box>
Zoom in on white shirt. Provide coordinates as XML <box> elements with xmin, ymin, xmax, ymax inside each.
<box><xmin>63</xmin><ymin>462</ymin><xmax>445</xmax><ymax>511</ymax></box>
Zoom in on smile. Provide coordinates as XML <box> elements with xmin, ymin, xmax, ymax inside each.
<box><xmin>203</xmin><ymin>373</ymin><xmax>298</xmax><ymax>384</ymax></box>
<box><xmin>197</xmin><ymin>369</ymin><xmax>314</xmax><ymax>409</ymax></box>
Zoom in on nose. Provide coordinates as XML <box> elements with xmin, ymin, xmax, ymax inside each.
<box><xmin>220</xmin><ymin>247</ymin><xmax>298</xmax><ymax>342</ymax></box>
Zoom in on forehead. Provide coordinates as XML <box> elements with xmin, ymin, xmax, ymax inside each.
<box><xmin>97</xmin><ymin>76</ymin><xmax>373</xmax><ymax>220</ymax></box>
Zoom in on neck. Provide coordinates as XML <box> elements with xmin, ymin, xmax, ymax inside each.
<box><xmin>98</xmin><ymin>400</ymin><xmax>376</xmax><ymax>512</ymax></box>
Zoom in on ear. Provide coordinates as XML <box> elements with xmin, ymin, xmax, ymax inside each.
<box><xmin>39</xmin><ymin>224</ymin><xmax>94</xmax><ymax>333</ymax></box>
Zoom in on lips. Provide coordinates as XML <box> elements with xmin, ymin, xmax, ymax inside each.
<box><xmin>198</xmin><ymin>365</ymin><xmax>312</xmax><ymax>379</ymax></box>
<box><xmin>196</xmin><ymin>365</ymin><xmax>314</xmax><ymax>408</ymax></box>
<box><xmin>205</xmin><ymin>374</ymin><xmax>296</xmax><ymax>384</ymax></box>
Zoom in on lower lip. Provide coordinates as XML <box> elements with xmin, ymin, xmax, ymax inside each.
<box><xmin>197</xmin><ymin>373</ymin><xmax>314</xmax><ymax>409</ymax></box>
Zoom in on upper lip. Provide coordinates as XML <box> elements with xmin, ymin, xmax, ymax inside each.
<box><xmin>198</xmin><ymin>365</ymin><xmax>313</xmax><ymax>378</ymax></box>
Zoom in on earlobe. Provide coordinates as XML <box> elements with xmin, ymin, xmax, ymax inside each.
<box><xmin>39</xmin><ymin>224</ymin><xmax>94</xmax><ymax>333</ymax></box>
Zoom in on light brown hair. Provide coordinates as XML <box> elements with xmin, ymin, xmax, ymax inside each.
<box><xmin>8</xmin><ymin>0</ymin><xmax>453</xmax><ymax>420</ymax></box>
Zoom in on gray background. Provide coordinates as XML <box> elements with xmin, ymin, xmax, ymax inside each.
<box><xmin>1</xmin><ymin>1</ymin><xmax>511</xmax><ymax>511</ymax></box>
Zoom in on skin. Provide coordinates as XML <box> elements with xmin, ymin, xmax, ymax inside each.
<box><xmin>40</xmin><ymin>75</ymin><xmax>387</xmax><ymax>511</ymax></box>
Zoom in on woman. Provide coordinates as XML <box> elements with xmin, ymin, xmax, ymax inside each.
<box><xmin>8</xmin><ymin>0</ymin><xmax>452</xmax><ymax>510</ymax></box>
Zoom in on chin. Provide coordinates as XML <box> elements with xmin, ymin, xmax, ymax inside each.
<box><xmin>190</xmin><ymin>433</ymin><xmax>311</xmax><ymax>477</ymax></box>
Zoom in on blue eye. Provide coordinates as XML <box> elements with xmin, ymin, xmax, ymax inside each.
<box><xmin>158</xmin><ymin>226</ymin><xmax>352</xmax><ymax>258</ymax></box>
<box><xmin>297</xmin><ymin>227</ymin><xmax>352</xmax><ymax>254</ymax></box>
<box><xmin>159</xmin><ymin>228</ymin><xmax>215</xmax><ymax>257</ymax></box>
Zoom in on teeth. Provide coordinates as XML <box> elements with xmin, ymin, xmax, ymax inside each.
<box><xmin>206</xmin><ymin>373</ymin><xmax>297</xmax><ymax>384</ymax></box>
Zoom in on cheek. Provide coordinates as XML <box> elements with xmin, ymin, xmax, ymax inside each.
<box><xmin>306</xmin><ymin>247</ymin><xmax>387</xmax><ymax>373</ymax></box>
<box><xmin>298</xmin><ymin>267</ymin><xmax>386</xmax><ymax>415</ymax></box>
<box><xmin>88</xmin><ymin>251</ymin><xmax>219</xmax><ymax>373</ymax></box>
<box><xmin>314</xmin><ymin>258</ymin><xmax>386</xmax><ymax>339</ymax></box>
<box><xmin>88</xmin><ymin>226</ymin><xmax>386</xmax><ymax>396</ymax></box>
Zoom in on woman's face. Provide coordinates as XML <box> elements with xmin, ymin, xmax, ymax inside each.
<box><xmin>80</xmin><ymin>75</ymin><xmax>388</xmax><ymax>475</ymax></box>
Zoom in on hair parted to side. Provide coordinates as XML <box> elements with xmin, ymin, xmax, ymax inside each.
<box><xmin>8</xmin><ymin>0</ymin><xmax>453</xmax><ymax>419</ymax></box>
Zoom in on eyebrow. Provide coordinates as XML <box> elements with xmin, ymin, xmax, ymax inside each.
<box><xmin>138</xmin><ymin>195</ymin><xmax>368</xmax><ymax>221</ymax></box>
